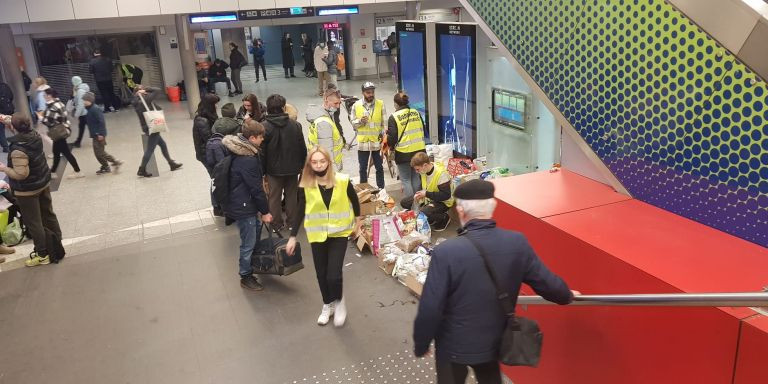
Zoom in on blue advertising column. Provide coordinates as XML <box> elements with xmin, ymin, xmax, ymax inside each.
<box><xmin>395</xmin><ymin>21</ymin><xmax>438</xmax><ymax>144</ymax></box>
<box><xmin>435</xmin><ymin>22</ymin><xmax>477</xmax><ymax>158</ymax></box>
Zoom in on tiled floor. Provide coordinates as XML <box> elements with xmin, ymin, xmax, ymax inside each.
<box><xmin>1</xmin><ymin>65</ymin><xmax>401</xmax><ymax>270</ymax></box>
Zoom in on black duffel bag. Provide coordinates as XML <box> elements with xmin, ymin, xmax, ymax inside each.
<box><xmin>252</xmin><ymin>223</ymin><xmax>303</xmax><ymax>276</ymax></box>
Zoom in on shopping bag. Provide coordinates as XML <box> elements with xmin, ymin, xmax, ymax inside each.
<box><xmin>47</xmin><ymin>124</ymin><xmax>71</xmax><ymax>141</ymax></box>
<box><xmin>138</xmin><ymin>93</ymin><xmax>169</xmax><ymax>134</ymax></box>
<box><xmin>0</xmin><ymin>210</ymin><xmax>9</xmax><ymax>234</ymax></box>
<box><xmin>1</xmin><ymin>217</ymin><xmax>24</xmax><ymax>246</ymax></box>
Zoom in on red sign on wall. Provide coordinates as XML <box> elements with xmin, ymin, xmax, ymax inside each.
<box><xmin>323</xmin><ymin>22</ymin><xmax>340</xmax><ymax>29</ymax></box>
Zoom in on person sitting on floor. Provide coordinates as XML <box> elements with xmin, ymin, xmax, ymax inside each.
<box><xmin>399</xmin><ymin>152</ymin><xmax>453</xmax><ymax>232</ymax></box>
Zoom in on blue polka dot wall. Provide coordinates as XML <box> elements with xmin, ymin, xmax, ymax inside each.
<box><xmin>467</xmin><ymin>0</ymin><xmax>767</xmax><ymax>246</ymax></box>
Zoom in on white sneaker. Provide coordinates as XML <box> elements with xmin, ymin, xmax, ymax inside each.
<box><xmin>68</xmin><ymin>172</ymin><xmax>85</xmax><ymax>179</ymax></box>
<box><xmin>333</xmin><ymin>297</ymin><xmax>347</xmax><ymax>327</ymax></box>
<box><xmin>317</xmin><ymin>303</ymin><xmax>335</xmax><ymax>326</ymax></box>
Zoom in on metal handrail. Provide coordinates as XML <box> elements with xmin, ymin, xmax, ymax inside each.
<box><xmin>517</xmin><ymin>292</ymin><xmax>768</xmax><ymax>307</ymax></box>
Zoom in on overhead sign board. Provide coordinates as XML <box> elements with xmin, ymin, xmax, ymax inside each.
<box><xmin>238</xmin><ymin>7</ymin><xmax>315</xmax><ymax>20</ymax></box>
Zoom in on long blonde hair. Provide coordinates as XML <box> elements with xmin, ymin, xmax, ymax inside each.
<box><xmin>300</xmin><ymin>146</ymin><xmax>337</xmax><ymax>189</ymax></box>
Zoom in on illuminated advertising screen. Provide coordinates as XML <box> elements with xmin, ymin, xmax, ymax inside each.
<box><xmin>436</xmin><ymin>23</ymin><xmax>476</xmax><ymax>158</ymax></box>
<box><xmin>396</xmin><ymin>22</ymin><xmax>429</xmax><ymax>139</ymax></box>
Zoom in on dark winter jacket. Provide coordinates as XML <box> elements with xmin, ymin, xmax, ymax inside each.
<box><xmin>250</xmin><ymin>45</ymin><xmax>265</xmax><ymax>62</ymax></box>
<box><xmin>322</xmin><ymin>47</ymin><xmax>338</xmax><ymax>75</ymax></box>
<box><xmin>262</xmin><ymin>113</ymin><xmax>307</xmax><ymax>177</ymax></box>
<box><xmin>209</xmin><ymin>60</ymin><xmax>229</xmax><ymax>78</ymax></box>
<box><xmin>193</xmin><ymin>115</ymin><xmax>216</xmax><ymax>163</ymax></box>
<box><xmin>413</xmin><ymin>219</ymin><xmax>573</xmax><ymax>364</ymax></box>
<box><xmin>6</xmin><ymin>131</ymin><xmax>51</xmax><ymax>194</ymax></box>
<box><xmin>236</xmin><ymin>103</ymin><xmax>265</xmax><ymax>125</ymax></box>
<box><xmin>89</xmin><ymin>55</ymin><xmax>114</xmax><ymax>82</ymax></box>
<box><xmin>229</xmin><ymin>48</ymin><xmax>247</xmax><ymax>69</ymax></box>
<box><xmin>212</xmin><ymin>116</ymin><xmax>240</xmax><ymax>136</ymax></box>
<box><xmin>281</xmin><ymin>38</ymin><xmax>295</xmax><ymax>67</ymax></box>
<box><xmin>387</xmin><ymin>111</ymin><xmax>426</xmax><ymax>164</ymax></box>
<box><xmin>85</xmin><ymin>104</ymin><xmax>107</xmax><ymax>138</ymax></box>
<box><xmin>131</xmin><ymin>87</ymin><xmax>162</xmax><ymax>134</ymax></box>
<box><xmin>205</xmin><ymin>133</ymin><xmax>229</xmax><ymax>170</ymax></box>
<box><xmin>222</xmin><ymin>134</ymin><xmax>269</xmax><ymax>220</ymax></box>
<box><xmin>0</xmin><ymin>82</ymin><xmax>14</xmax><ymax>115</ymax></box>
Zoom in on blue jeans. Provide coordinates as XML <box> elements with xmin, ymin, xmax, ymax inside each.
<box><xmin>236</xmin><ymin>216</ymin><xmax>262</xmax><ymax>277</ymax></box>
<box><xmin>358</xmin><ymin>150</ymin><xmax>385</xmax><ymax>188</ymax></box>
<box><xmin>397</xmin><ymin>163</ymin><xmax>422</xmax><ymax>198</ymax></box>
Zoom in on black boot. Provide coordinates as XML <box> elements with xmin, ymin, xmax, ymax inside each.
<box><xmin>169</xmin><ymin>161</ymin><xmax>183</xmax><ymax>171</ymax></box>
<box><xmin>137</xmin><ymin>167</ymin><xmax>153</xmax><ymax>178</ymax></box>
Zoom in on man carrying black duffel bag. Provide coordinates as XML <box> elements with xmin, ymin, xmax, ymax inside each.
<box><xmin>219</xmin><ymin>120</ymin><xmax>273</xmax><ymax>291</ymax></box>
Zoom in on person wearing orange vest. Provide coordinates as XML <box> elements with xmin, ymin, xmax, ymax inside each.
<box><xmin>400</xmin><ymin>152</ymin><xmax>454</xmax><ymax>232</ymax></box>
<box><xmin>286</xmin><ymin>146</ymin><xmax>362</xmax><ymax>327</ymax></box>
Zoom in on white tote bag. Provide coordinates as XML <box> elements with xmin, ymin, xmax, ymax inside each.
<box><xmin>138</xmin><ymin>93</ymin><xmax>169</xmax><ymax>134</ymax></box>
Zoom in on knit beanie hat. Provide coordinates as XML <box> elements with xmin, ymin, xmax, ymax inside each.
<box><xmin>82</xmin><ymin>92</ymin><xmax>95</xmax><ymax>104</ymax></box>
<box><xmin>221</xmin><ymin>103</ymin><xmax>236</xmax><ymax>118</ymax></box>
<box><xmin>71</xmin><ymin>76</ymin><xmax>83</xmax><ymax>86</ymax></box>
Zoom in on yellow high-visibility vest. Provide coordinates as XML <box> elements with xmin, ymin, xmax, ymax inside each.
<box><xmin>308</xmin><ymin>115</ymin><xmax>344</xmax><ymax>167</ymax></box>
<box><xmin>392</xmin><ymin>108</ymin><xmax>426</xmax><ymax>153</ymax></box>
<box><xmin>353</xmin><ymin>99</ymin><xmax>384</xmax><ymax>144</ymax></box>
<box><xmin>421</xmin><ymin>162</ymin><xmax>454</xmax><ymax>207</ymax></box>
<box><xmin>303</xmin><ymin>174</ymin><xmax>356</xmax><ymax>243</ymax></box>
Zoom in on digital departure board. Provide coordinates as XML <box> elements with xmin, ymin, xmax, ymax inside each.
<box><xmin>238</xmin><ymin>7</ymin><xmax>315</xmax><ymax>20</ymax></box>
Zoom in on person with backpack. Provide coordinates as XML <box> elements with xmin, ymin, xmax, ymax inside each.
<box><xmin>0</xmin><ymin>114</ymin><xmax>64</xmax><ymax>267</ymax></box>
<box><xmin>0</xmin><ymin>81</ymin><xmax>15</xmax><ymax>152</ymax></box>
<box><xmin>83</xmin><ymin>92</ymin><xmax>123</xmax><ymax>175</ymax></box>
<box><xmin>228</xmin><ymin>42</ymin><xmax>247</xmax><ymax>95</ymax></box>
<box><xmin>218</xmin><ymin>120</ymin><xmax>273</xmax><ymax>291</ymax></box>
<box><xmin>285</xmin><ymin>146</ymin><xmax>361</xmax><ymax>327</ymax></box>
<box><xmin>41</xmin><ymin>88</ymin><xmax>85</xmax><ymax>179</ymax></box>
<box><xmin>193</xmin><ymin>94</ymin><xmax>220</xmax><ymax>175</ymax></box>
<box><xmin>132</xmin><ymin>85</ymin><xmax>183</xmax><ymax>177</ymax></box>
<box><xmin>69</xmin><ymin>76</ymin><xmax>91</xmax><ymax>148</ymax></box>
<box><xmin>262</xmin><ymin>94</ymin><xmax>307</xmax><ymax>232</ymax></box>
<box><xmin>323</xmin><ymin>40</ymin><xmax>339</xmax><ymax>86</ymax></box>
<box><xmin>205</xmin><ymin>122</ymin><xmax>231</xmax><ymax>217</ymax></box>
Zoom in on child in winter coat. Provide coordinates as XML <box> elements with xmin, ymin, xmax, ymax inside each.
<box><xmin>83</xmin><ymin>92</ymin><xmax>122</xmax><ymax>174</ymax></box>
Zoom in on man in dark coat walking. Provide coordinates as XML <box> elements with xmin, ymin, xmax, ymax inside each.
<box><xmin>413</xmin><ymin>179</ymin><xmax>575</xmax><ymax>384</ymax></box>
<box><xmin>89</xmin><ymin>49</ymin><xmax>120</xmax><ymax>112</ymax></box>
<box><xmin>281</xmin><ymin>33</ymin><xmax>296</xmax><ymax>78</ymax></box>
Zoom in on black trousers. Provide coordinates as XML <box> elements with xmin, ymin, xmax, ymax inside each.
<box><xmin>208</xmin><ymin>77</ymin><xmax>231</xmax><ymax>92</ymax></box>
<box><xmin>254</xmin><ymin>59</ymin><xmax>267</xmax><ymax>80</ymax></box>
<box><xmin>96</xmin><ymin>80</ymin><xmax>120</xmax><ymax>111</ymax></box>
<box><xmin>140</xmin><ymin>133</ymin><xmax>172</xmax><ymax>168</ymax></box>
<box><xmin>15</xmin><ymin>187</ymin><xmax>62</xmax><ymax>257</ymax></box>
<box><xmin>73</xmin><ymin>116</ymin><xmax>87</xmax><ymax>146</ymax></box>
<box><xmin>311</xmin><ymin>237</ymin><xmax>347</xmax><ymax>304</ymax></box>
<box><xmin>435</xmin><ymin>360</ymin><xmax>502</xmax><ymax>384</ymax></box>
<box><xmin>400</xmin><ymin>197</ymin><xmax>450</xmax><ymax>229</ymax></box>
<box><xmin>51</xmin><ymin>139</ymin><xmax>80</xmax><ymax>173</ymax></box>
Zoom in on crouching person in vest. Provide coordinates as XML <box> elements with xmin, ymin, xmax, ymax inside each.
<box><xmin>307</xmin><ymin>90</ymin><xmax>345</xmax><ymax>171</ymax></box>
<box><xmin>221</xmin><ymin>120</ymin><xmax>274</xmax><ymax>291</ymax></box>
<box><xmin>285</xmin><ymin>146</ymin><xmax>361</xmax><ymax>327</ymax></box>
<box><xmin>0</xmin><ymin>114</ymin><xmax>63</xmax><ymax>267</ymax></box>
<box><xmin>400</xmin><ymin>152</ymin><xmax>454</xmax><ymax>232</ymax></box>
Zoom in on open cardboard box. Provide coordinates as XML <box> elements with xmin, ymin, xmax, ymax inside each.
<box><xmin>377</xmin><ymin>255</ymin><xmax>396</xmax><ymax>275</ymax></box>
<box><xmin>400</xmin><ymin>274</ymin><xmax>423</xmax><ymax>297</ymax></box>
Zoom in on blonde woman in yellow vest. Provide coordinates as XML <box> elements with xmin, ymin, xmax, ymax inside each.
<box><xmin>286</xmin><ymin>146</ymin><xmax>361</xmax><ymax>327</ymax></box>
<box><xmin>399</xmin><ymin>152</ymin><xmax>454</xmax><ymax>232</ymax></box>
<box><xmin>306</xmin><ymin>90</ymin><xmax>345</xmax><ymax>171</ymax></box>
<box><xmin>350</xmin><ymin>82</ymin><xmax>387</xmax><ymax>188</ymax></box>
<box><xmin>386</xmin><ymin>91</ymin><xmax>426</xmax><ymax>198</ymax></box>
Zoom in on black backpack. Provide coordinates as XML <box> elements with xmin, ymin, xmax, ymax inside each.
<box><xmin>211</xmin><ymin>155</ymin><xmax>233</xmax><ymax>209</ymax></box>
<box><xmin>0</xmin><ymin>82</ymin><xmax>14</xmax><ymax>115</ymax></box>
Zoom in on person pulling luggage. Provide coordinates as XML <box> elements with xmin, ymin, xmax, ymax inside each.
<box><xmin>285</xmin><ymin>146</ymin><xmax>361</xmax><ymax>327</ymax></box>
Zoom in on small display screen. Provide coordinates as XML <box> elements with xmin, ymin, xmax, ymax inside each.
<box><xmin>492</xmin><ymin>89</ymin><xmax>526</xmax><ymax>129</ymax></box>
<box><xmin>189</xmin><ymin>13</ymin><xmax>237</xmax><ymax>23</ymax></box>
<box><xmin>317</xmin><ymin>7</ymin><xmax>359</xmax><ymax>16</ymax></box>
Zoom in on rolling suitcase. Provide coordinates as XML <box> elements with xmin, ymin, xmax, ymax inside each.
<box><xmin>252</xmin><ymin>223</ymin><xmax>303</xmax><ymax>276</ymax></box>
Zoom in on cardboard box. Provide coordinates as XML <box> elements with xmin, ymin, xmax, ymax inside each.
<box><xmin>377</xmin><ymin>256</ymin><xmax>396</xmax><ymax>275</ymax></box>
<box><xmin>360</xmin><ymin>200</ymin><xmax>377</xmax><ymax>216</ymax></box>
<box><xmin>400</xmin><ymin>274</ymin><xmax>423</xmax><ymax>297</ymax></box>
<box><xmin>356</xmin><ymin>228</ymin><xmax>373</xmax><ymax>253</ymax></box>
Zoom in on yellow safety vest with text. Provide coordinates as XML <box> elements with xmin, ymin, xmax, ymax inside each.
<box><xmin>353</xmin><ymin>99</ymin><xmax>384</xmax><ymax>144</ymax></box>
<box><xmin>421</xmin><ymin>163</ymin><xmax>455</xmax><ymax>207</ymax></box>
<box><xmin>303</xmin><ymin>174</ymin><xmax>356</xmax><ymax>243</ymax></box>
<box><xmin>308</xmin><ymin>115</ymin><xmax>344</xmax><ymax>167</ymax></box>
<box><xmin>393</xmin><ymin>108</ymin><xmax>426</xmax><ymax>153</ymax></box>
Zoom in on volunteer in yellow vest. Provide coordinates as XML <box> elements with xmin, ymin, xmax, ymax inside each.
<box><xmin>387</xmin><ymin>91</ymin><xmax>427</xmax><ymax>198</ymax></box>
<box><xmin>350</xmin><ymin>82</ymin><xmax>387</xmax><ymax>188</ymax></box>
<box><xmin>306</xmin><ymin>89</ymin><xmax>345</xmax><ymax>171</ymax></box>
<box><xmin>286</xmin><ymin>146</ymin><xmax>362</xmax><ymax>327</ymax></box>
<box><xmin>400</xmin><ymin>152</ymin><xmax>454</xmax><ymax>232</ymax></box>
